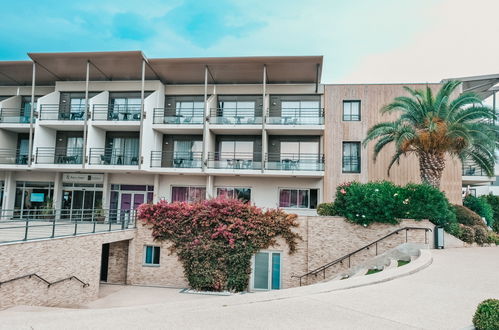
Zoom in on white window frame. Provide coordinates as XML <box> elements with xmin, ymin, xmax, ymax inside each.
<box><xmin>143</xmin><ymin>245</ymin><xmax>161</xmax><ymax>267</ymax></box>
<box><xmin>250</xmin><ymin>250</ymin><xmax>282</xmax><ymax>291</ymax></box>
<box><xmin>170</xmin><ymin>185</ymin><xmax>207</xmax><ymax>203</ymax></box>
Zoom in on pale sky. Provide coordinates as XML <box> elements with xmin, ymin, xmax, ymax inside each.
<box><xmin>0</xmin><ymin>0</ymin><xmax>498</xmax><ymax>84</ymax></box>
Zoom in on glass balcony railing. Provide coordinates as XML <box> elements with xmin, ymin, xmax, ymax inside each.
<box><xmin>153</xmin><ymin>108</ymin><xmax>204</xmax><ymax>124</ymax></box>
<box><xmin>89</xmin><ymin>148</ymin><xmax>139</xmax><ymax>165</ymax></box>
<box><xmin>265</xmin><ymin>153</ymin><xmax>324</xmax><ymax>171</ymax></box>
<box><xmin>0</xmin><ymin>149</ymin><xmax>29</xmax><ymax>164</ymax></box>
<box><xmin>150</xmin><ymin>151</ymin><xmax>203</xmax><ymax>168</ymax></box>
<box><xmin>462</xmin><ymin>160</ymin><xmax>489</xmax><ymax>176</ymax></box>
<box><xmin>266</xmin><ymin>108</ymin><xmax>324</xmax><ymax>125</ymax></box>
<box><xmin>0</xmin><ymin>108</ymin><xmax>32</xmax><ymax>124</ymax></box>
<box><xmin>35</xmin><ymin>147</ymin><xmax>84</xmax><ymax>164</ymax></box>
<box><xmin>92</xmin><ymin>104</ymin><xmax>142</xmax><ymax>121</ymax></box>
<box><xmin>207</xmin><ymin>152</ymin><xmax>262</xmax><ymax>169</ymax></box>
<box><xmin>209</xmin><ymin>108</ymin><xmax>262</xmax><ymax>125</ymax></box>
<box><xmin>39</xmin><ymin>105</ymin><xmax>86</xmax><ymax>121</ymax></box>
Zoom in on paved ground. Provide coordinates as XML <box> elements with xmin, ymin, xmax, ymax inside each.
<box><xmin>1</xmin><ymin>247</ymin><xmax>498</xmax><ymax>330</ymax></box>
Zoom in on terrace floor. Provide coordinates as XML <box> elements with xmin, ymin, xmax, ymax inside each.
<box><xmin>0</xmin><ymin>247</ymin><xmax>498</xmax><ymax>329</ymax></box>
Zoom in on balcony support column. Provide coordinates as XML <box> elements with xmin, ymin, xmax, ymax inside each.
<box><xmin>153</xmin><ymin>174</ymin><xmax>160</xmax><ymax>203</ymax></box>
<box><xmin>82</xmin><ymin>60</ymin><xmax>90</xmax><ymax>168</ymax></box>
<box><xmin>261</xmin><ymin>64</ymin><xmax>267</xmax><ymax>173</ymax></box>
<box><xmin>202</xmin><ymin>65</ymin><xmax>209</xmax><ymax>171</ymax></box>
<box><xmin>138</xmin><ymin>59</ymin><xmax>146</xmax><ymax>170</ymax></box>
<box><xmin>27</xmin><ymin>62</ymin><xmax>36</xmax><ymax>166</ymax></box>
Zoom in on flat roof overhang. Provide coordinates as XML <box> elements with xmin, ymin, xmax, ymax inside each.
<box><xmin>443</xmin><ymin>73</ymin><xmax>499</xmax><ymax>99</ymax></box>
<box><xmin>0</xmin><ymin>52</ymin><xmax>323</xmax><ymax>86</ymax></box>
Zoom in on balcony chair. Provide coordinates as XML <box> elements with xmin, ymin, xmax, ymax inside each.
<box><xmin>59</xmin><ymin>112</ymin><xmax>71</xmax><ymax>120</ymax></box>
<box><xmin>132</xmin><ymin>113</ymin><xmax>141</xmax><ymax>120</ymax></box>
<box><xmin>71</xmin><ymin>112</ymin><xmax>84</xmax><ymax>120</ymax></box>
<box><xmin>108</xmin><ymin>112</ymin><xmax>119</xmax><ymax>121</ymax></box>
<box><xmin>100</xmin><ymin>154</ymin><xmax>111</xmax><ymax>165</ymax></box>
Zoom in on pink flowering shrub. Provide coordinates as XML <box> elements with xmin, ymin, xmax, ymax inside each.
<box><xmin>137</xmin><ymin>198</ymin><xmax>301</xmax><ymax>292</ymax></box>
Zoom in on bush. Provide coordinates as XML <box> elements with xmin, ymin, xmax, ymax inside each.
<box><xmin>474</xmin><ymin>226</ymin><xmax>488</xmax><ymax>245</ymax></box>
<box><xmin>483</xmin><ymin>194</ymin><xmax>499</xmax><ymax>233</ymax></box>
<box><xmin>137</xmin><ymin>198</ymin><xmax>301</xmax><ymax>292</ymax></box>
<box><xmin>463</xmin><ymin>195</ymin><xmax>494</xmax><ymax>227</ymax></box>
<box><xmin>446</xmin><ymin>222</ymin><xmax>463</xmax><ymax>238</ymax></box>
<box><xmin>487</xmin><ymin>232</ymin><xmax>499</xmax><ymax>245</ymax></box>
<box><xmin>459</xmin><ymin>225</ymin><xmax>475</xmax><ymax>244</ymax></box>
<box><xmin>317</xmin><ymin>202</ymin><xmax>337</xmax><ymax>216</ymax></box>
<box><xmin>454</xmin><ymin>205</ymin><xmax>487</xmax><ymax>227</ymax></box>
<box><xmin>473</xmin><ymin>299</ymin><xmax>499</xmax><ymax>330</ymax></box>
<box><xmin>332</xmin><ymin>181</ymin><xmax>456</xmax><ymax>228</ymax></box>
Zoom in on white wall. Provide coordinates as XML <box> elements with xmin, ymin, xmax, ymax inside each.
<box><xmin>0</xmin><ymin>130</ymin><xmax>18</xmax><ymax>149</ymax></box>
<box><xmin>141</xmin><ymin>89</ymin><xmax>163</xmax><ymax>168</ymax></box>
<box><xmin>87</xmin><ymin>92</ymin><xmax>109</xmax><ymax>157</ymax></box>
<box><xmin>0</xmin><ymin>95</ymin><xmax>21</xmax><ymax>110</ymax></box>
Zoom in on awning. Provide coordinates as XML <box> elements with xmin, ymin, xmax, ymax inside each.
<box><xmin>0</xmin><ymin>61</ymin><xmax>54</xmax><ymax>86</ymax></box>
<box><xmin>443</xmin><ymin>73</ymin><xmax>499</xmax><ymax>99</ymax></box>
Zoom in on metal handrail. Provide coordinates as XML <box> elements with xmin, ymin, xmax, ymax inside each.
<box><xmin>92</xmin><ymin>104</ymin><xmax>141</xmax><ymax>121</ymax></box>
<box><xmin>0</xmin><ymin>148</ymin><xmax>29</xmax><ymax>165</ymax></box>
<box><xmin>150</xmin><ymin>151</ymin><xmax>203</xmax><ymax>168</ymax></box>
<box><xmin>89</xmin><ymin>148</ymin><xmax>140</xmax><ymax>165</ymax></box>
<box><xmin>39</xmin><ymin>104</ymin><xmax>86</xmax><ymax>121</ymax></box>
<box><xmin>292</xmin><ymin>227</ymin><xmax>432</xmax><ymax>286</ymax></box>
<box><xmin>35</xmin><ymin>147</ymin><xmax>84</xmax><ymax>164</ymax></box>
<box><xmin>0</xmin><ymin>108</ymin><xmax>32</xmax><ymax>123</ymax></box>
<box><xmin>153</xmin><ymin>108</ymin><xmax>204</xmax><ymax>124</ymax></box>
<box><xmin>0</xmin><ymin>273</ymin><xmax>89</xmax><ymax>288</ymax></box>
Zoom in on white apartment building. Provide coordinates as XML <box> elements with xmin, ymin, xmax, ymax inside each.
<box><xmin>0</xmin><ymin>52</ymin><xmax>325</xmax><ymax>217</ymax></box>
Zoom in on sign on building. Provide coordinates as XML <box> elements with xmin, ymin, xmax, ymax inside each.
<box><xmin>62</xmin><ymin>173</ymin><xmax>104</xmax><ymax>184</ymax></box>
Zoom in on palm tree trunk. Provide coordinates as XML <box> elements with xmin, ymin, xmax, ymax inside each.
<box><xmin>418</xmin><ymin>152</ymin><xmax>446</xmax><ymax>188</ymax></box>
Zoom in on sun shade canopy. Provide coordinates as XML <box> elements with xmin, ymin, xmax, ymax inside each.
<box><xmin>0</xmin><ymin>51</ymin><xmax>323</xmax><ymax>86</ymax></box>
<box><xmin>443</xmin><ymin>73</ymin><xmax>499</xmax><ymax>99</ymax></box>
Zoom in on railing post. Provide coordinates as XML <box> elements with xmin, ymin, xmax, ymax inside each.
<box><xmin>375</xmin><ymin>242</ymin><xmax>378</xmax><ymax>256</ymax></box>
<box><xmin>74</xmin><ymin>220</ymin><xmax>78</xmax><ymax>236</ymax></box>
<box><xmin>51</xmin><ymin>219</ymin><xmax>56</xmax><ymax>238</ymax></box>
<box><xmin>109</xmin><ymin>211</ymin><xmax>112</xmax><ymax>231</ymax></box>
<box><xmin>406</xmin><ymin>228</ymin><xmax>408</xmax><ymax>243</ymax></box>
<box><xmin>348</xmin><ymin>255</ymin><xmax>351</xmax><ymax>268</ymax></box>
<box><xmin>24</xmin><ymin>219</ymin><xmax>29</xmax><ymax>241</ymax></box>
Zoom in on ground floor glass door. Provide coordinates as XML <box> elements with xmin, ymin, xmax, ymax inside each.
<box><xmin>61</xmin><ymin>183</ymin><xmax>103</xmax><ymax>221</ymax></box>
<box><xmin>252</xmin><ymin>252</ymin><xmax>281</xmax><ymax>290</ymax></box>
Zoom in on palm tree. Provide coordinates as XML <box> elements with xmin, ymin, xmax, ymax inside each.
<box><xmin>363</xmin><ymin>80</ymin><xmax>499</xmax><ymax>188</ymax></box>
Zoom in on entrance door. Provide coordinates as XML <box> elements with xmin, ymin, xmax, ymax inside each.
<box><xmin>100</xmin><ymin>243</ymin><xmax>110</xmax><ymax>282</ymax></box>
<box><xmin>252</xmin><ymin>252</ymin><xmax>281</xmax><ymax>290</ymax></box>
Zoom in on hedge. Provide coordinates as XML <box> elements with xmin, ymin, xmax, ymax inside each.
<box><xmin>482</xmin><ymin>194</ymin><xmax>499</xmax><ymax>233</ymax></box>
<box><xmin>463</xmin><ymin>195</ymin><xmax>494</xmax><ymax>227</ymax></box>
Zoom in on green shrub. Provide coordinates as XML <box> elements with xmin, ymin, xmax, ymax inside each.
<box><xmin>474</xmin><ymin>226</ymin><xmax>488</xmax><ymax>245</ymax></box>
<box><xmin>333</xmin><ymin>181</ymin><xmax>403</xmax><ymax>225</ymax></box>
<box><xmin>454</xmin><ymin>205</ymin><xmax>487</xmax><ymax>227</ymax></box>
<box><xmin>446</xmin><ymin>222</ymin><xmax>462</xmax><ymax>238</ymax></box>
<box><xmin>487</xmin><ymin>232</ymin><xmax>499</xmax><ymax>245</ymax></box>
<box><xmin>459</xmin><ymin>225</ymin><xmax>475</xmax><ymax>244</ymax></box>
<box><xmin>473</xmin><ymin>299</ymin><xmax>499</xmax><ymax>330</ymax></box>
<box><xmin>401</xmin><ymin>183</ymin><xmax>456</xmax><ymax>227</ymax></box>
<box><xmin>332</xmin><ymin>181</ymin><xmax>456</xmax><ymax>228</ymax></box>
<box><xmin>483</xmin><ymin>194</ymin><xmax>499</xmax><ymax>233</ymax></box>
<box><xmin>463</xmin><ymin>195</ymin><xmax>494</xmax><ymax>227</ymax></box>
<box><xmin>317</xmin><ymin>202</ymin><xmax>337</xmax><ymax>216</ymax></box>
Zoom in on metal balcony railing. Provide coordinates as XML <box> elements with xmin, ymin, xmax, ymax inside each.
<box><xmin>209</xmin><ymin>108</ymin><xmax>262</xmax><ymax>125</ymax></box>
<box><xmin>39</xmin><ymin>104</ymin><xmax>86</xmax><ymax>121</ymax></box>
<box><xmin>0</xmin><ymin>208</ymin><xmax>137</xmax><ymax>244</ymax></box>
<box><xmin>0</xmin><ymin>108</ymin><xmax>32</xmax><ymax>123</ymax></box>
<box><xmin>89</xmin><ymin>148</ymin><xmax>139</xmax><ymax>165</ymax></box>
<box><xmin>265</xmin><ymin>153</ymin><xmax>324</xmax><ymax>171</ymax></box>
<box><xmin>92</xmin><ymin>104</ymin><xmax>141</xmax><ymax>121</ymax></box>
<box><xmin>266</xmin><ymin>108</ymin><xmax>325</xmax><ymax>125</ymax></box>
<box><xmin>35</xmin><ymin>147</ymin><xmax>84</xmax><ymax>164</ymax></box>
<box><xmin>150</xmin><ymin>151</ymin><xmax>203</xmax><ymax>168</ymax></box>
<box><xmin>462</xmin><ymin>160</ymin><xmax>488</xmax><ymax>176</ymax></box>
<box><xmin>153</xmin><ymin>108</ymin><xmax>204</xmax><ymax>124</ymax></box>
<box><xmin>207</xmin><ymin>152</ymin><xmax>262</xmax><ymax>169</ymax></box>
<box><xmin>0</xmin><ymin>149</ymin><xmax>29</xmax><ymax>164</ymax></box>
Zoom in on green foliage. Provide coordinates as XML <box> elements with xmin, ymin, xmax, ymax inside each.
<box><xmin>332</xmin><ymin>181</ymin><xmax>456</xmax><ymax>228</ymax></box>
<box><xmin>483</xmin><ymin>194</ymin><xmax>499</xmax><ymax>233</ymax></box>
<box><xmin>446</xmin><ymin>222</ymin><xmax>463</xmax><ymax>238</ymax></box>
<box><xmin>474</xmin><ymin>226</ymin><xmax>488</xmax><ymax>245</ymax></box>
<box><xmin>487</xmin><ymin>232</ymin><xmax>499</xmax><ymax>245</ymax></box>
<box><xmin>137</xmin><ymin>198</ymin><xmax>301</xmax><ymax>292</ymax></box>
<box><xmin>454</xmin><ymin>205</ymin><xmax>487</xmax><ymax>228</ymax></box>
<box><xmin>473</xmin><ymin>299</ymin><xmax>499</xmax><ymax>330</ymax></box>
<box><xmin>459</xmin><ymin>225</ymin><xmax>475</xmax><ymax>244</ymax></box>
<box><xmin>363</xmin><ymin>80</ymin><xmax>499</xmax><ymax>184</ymax></box>
<box><xmin>463</xmin><ymin>195</ymin><xmax>494</xmax><ymax>227</ymax></box>
<box><xmin>317</xmin><ymin>202</ymin><xmax>337</xmax><ymax>216</ymax></box>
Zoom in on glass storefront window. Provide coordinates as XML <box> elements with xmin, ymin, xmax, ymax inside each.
<box><xmin>14</xmin><ymin>181</ymin><xmax>54</xmax><ymax>212</ymax></box>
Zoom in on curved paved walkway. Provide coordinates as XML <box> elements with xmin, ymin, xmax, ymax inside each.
<box><xmin>1</xmin><ymin>247</ymin><xmax>498</xmax><ymax>330</ymax></box>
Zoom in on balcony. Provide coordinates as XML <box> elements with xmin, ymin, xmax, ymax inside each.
<box><xmin>39</xmin><ymin>105</ymin><xmax>86</xmax><ymax>121</ymax></box>
<box><xmin>265</xmin><ymin>153</ymin><xmax>324</xmax><ymax>171</ymax></box>
<box><xmin>206</xmin><ymin>152</ymin><xmax>262</xmax><ymax>170</ymax></box>
<box><xmin>150</xmin><ymin>151</ymin><xmax>203</xmax><ymax>168</ymax></box>
<box><xmin>92</xmin><ymin>104</ymin><xmax>141</xmax><ymax>121</ymax></box>
<box><xmin>89</xmin><ymin>148</ymin><xmax>139</xmax><ymax>165</ymax></box>
<box><xmin>266</xmin><ymin>108</ymin><xmax>324</xmax><ymax>125</ymax></box>
<box><xmin>0</xmin><ymin>149</ymin><xmax>29</xmax><ymax>165</ymax></box>
<box><xmin>153</xmin><ymin>108</ymin><xmax>204</xmax><ymax>125</ymax></box>
<box><xmin>35</xmin><ymin>147</ymin><xmax>84</xmax><ymax>165</ymax></box>
<box><xmin>0</xmin><ymin>108</ymin><xmax>32</xmax><ymax>124</ymax></box>
<box><xmin>462</xmin><ymin>160</ymin><xmax>495</xmax><ymax>184</ymax></box>
<box><xmin>209</xmin><ymin>108</ymin><xmax>262</xmax><ymax>125</ymax></box>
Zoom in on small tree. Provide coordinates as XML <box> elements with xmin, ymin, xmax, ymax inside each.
<box><xmin>137</xmin><ymin>198</ymin><xmax>301</xmax><ymax>292</ymax></box>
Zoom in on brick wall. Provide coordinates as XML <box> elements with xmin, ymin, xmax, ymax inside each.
<box><xmin>107</xmin><ymin>240</ymin><xmax>130</xmax><ymax>284</ymax></box>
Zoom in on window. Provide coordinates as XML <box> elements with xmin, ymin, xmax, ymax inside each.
<box><xmin>343</xmin><ymin>101</ymin><xmax>361</xmax><ymax>121</ymax></box>
<box><xmin>171</xmin><ymin>186</ymin><xmax>206</xmax><ymax>202</ymax></box>
<box><xmin>220</xmin><ymin>141</ymin><xmax>254</xmax><ymax>159</ymax></box>
<box><xmin>279</xmin><ymin>188</ymin><xmax>318</xmax><ymax>209</ymax></box>
<box><xmin>176</xmin><ymin>101</ymin><xmax>204</xmax><ymax>116</ymax></box>
<box><xmin>217</xmin><ymin>187</ymin><xmax>251</xmax><ymax>203</ymax></box>
<box><xmin>252</xmin><ymin>251</ymin><xmax>281</xmax><ymax>290</ymax></box>
<box><xmin>342</xmin><ymin>142</ymin><xmax>361</xmax><ymax>173</ymax></box>
<box><xmin>144</xmin><ymin>246</ymin><xmax>160</xmax><ymax>266</ymax></box>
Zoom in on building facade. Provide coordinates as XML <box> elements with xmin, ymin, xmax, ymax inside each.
<box><xmin>0</xmin><ymin>51</ymin><xmax>463</xmax><ymax>221</ymax></box>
